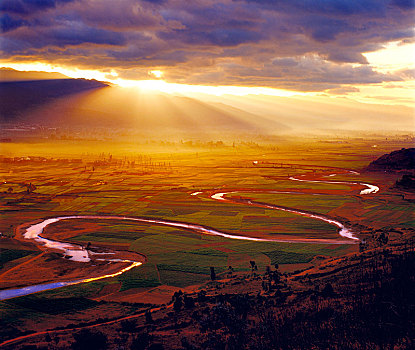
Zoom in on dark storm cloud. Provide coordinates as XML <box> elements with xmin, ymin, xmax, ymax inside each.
<box><xmin>48</xmin><ymin>22</ymin><xmax>126</xmax><ymax>47</ymax></box>
<box><xmin>391</xmin><ymin>0</ymin><xmax>415</xmax><ymax>9</ymax></box>
<box><xmin>245</xmin><ymin>0</ymin><xmax>395</xmax><ymax>16</ymax></box>
<box><xmin>2</xmin><ymin>19</ymin><xmax>126</xmax><ymax>52</ymax></box>
<box><xmin>0</xmin><ymin>0</ymin><xmax>74</xmax><ymax>15</ymax></box>
<box><xmin>160</xmin><ymin>28</ymin><xmax>262</xmax><ymax>46</ymax></box>
<box><xmin>0</xmin><ymin>14</ymin><xmax>26</xmax><ymax>32</ymax></box>
<box><xmin>175</xmin><ymin>55</ymin><xmax>401</xmax><ymax>91</ymax></box>
<box><xmin>1</xmin><ymin>0</ymin><xmax>413</xmax><ymax>90</ymax></box>
<box><xmin>158</xmin><ymin>2</ymin><xmax>263</xmax><ymax>46</ymax></box>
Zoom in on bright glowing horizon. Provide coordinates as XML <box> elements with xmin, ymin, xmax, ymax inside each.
<box><xmin>1</xmin><ymin>41</ymin><xmax>414</xmax><ymax>106</ymax></box>
<box><xmin>0</xmin><ymin>61</ymin><xmax>306</xmax><ymax>97</ymax></box>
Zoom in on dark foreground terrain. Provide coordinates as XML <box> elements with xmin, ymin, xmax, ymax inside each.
<box><xmin>2</xmin><ymin>226</ymin><xmax>414</xmax><ymax>350</ymax></box>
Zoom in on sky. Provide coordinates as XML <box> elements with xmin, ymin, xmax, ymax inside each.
<box><xmin>0</xmin><ymin>0</ymin><xmax>414</xmax><ymax>107</ymax></box>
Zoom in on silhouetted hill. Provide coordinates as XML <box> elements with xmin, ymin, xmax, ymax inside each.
<box><xmin>396</xmin><ymin>175</ymin><xmax>415</xmax><ymax>191</ymax></box>
<box><xmin>367</xmin><ymin>148</ymin><xmax>415</xmax><ymax>171</ymax></box>
<box><xmin>0</xmin><ymin>79</ymin><xmax>108</xmax><ymax>122</ymax></box>
<box><xmin>0</xmin><ymin>68</ymin><xmax>68</xmax><ymax>81</ymax></box>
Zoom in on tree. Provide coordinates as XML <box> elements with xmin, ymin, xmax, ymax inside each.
<box><xmin>145</xmin><ymin>309</ymin><xmax>153</xmax><ymax>324</ymax></box>
<box><xmin>262</xmin><ymin>280</ymin><xmax>269</xmax><ymax>292</ymax></box>
<box><xmin>130</xmin><ymin>332</ymin><xmax>152</xmax><ymax>350</ymax></box>
<box><xmin>121</xmin><ymin>319</ymin><xmax>137</xmax><ymax>332</ymax></box>
<box><xmin>183</xmin><ymin>294</ymin><xmax>195</xmax><ymax>309</ymax></box>
<box><xmin>71</xmin><ymin>330</ymin><xmax>107</xmax><ymax>350</ymax></box>
<box><xmin>250</xmin><ymin>261</ymin><xmax>257</xmax><ymax>273</ymax></box>
<box><xmin>210</xmin><ymin>266</ymin><xmax>216</xmax><ymax>281</ymax></box>
<box><xmin>26</xmin><ymin>182</ymin><xmax>36</xmax><ymax>194</ymax></box>
<box><xmin>197</xmin><ymin>290</ymin><xmax>207</xmax><ymax>302</ymax></box>
<box><xmin>173</xmin><ymin>291</ymin><xmax>183</xmax><ymax>312</ymax></box>
<box><xmin>271</xmin><ymin>269</ymin><xmax>281</xmax><ymax>285</ymax></box>
<box><xmin>321</xmin><ymin>283</ymin><xmax>335</xmax><ymax>297</ymax></box>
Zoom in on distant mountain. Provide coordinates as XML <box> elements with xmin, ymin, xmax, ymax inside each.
<box><xmin>0</xmin><ymin>68</ymin><xmax>69</xmax><ymax>81</ymax></box>
<box><xmin>12</xmin><ymin>86</ymin><xmax>289</xmax><ymax>134</ymax></box>
<box><xmin>1</xmin><ymin>68</ymin><xmax>413</xmax><ymax>135</ymax></box>
<box><xmin>367</xmin><ymin>148</ymin><xmax>415</xmax><ymax>171</ymax></box>
<box><xmin>0</xmin><ymin>79</ymin><xmax>108</xmax><ymax>121</ymax></box>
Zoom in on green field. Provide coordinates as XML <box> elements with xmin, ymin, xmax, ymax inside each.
<box><xmin>0</xmin><ymin>136</ymin><xmax>413</xmax><ymax>339</ymax></box>
<box><xmin>0</xmin><ymin>249</ymin><xmax>36</xmax><ymax>269</ymax></box>
<box><xmin>41</xmin><ymin>218</ymin><xmax>351</xmax><ymax>290</ymax></box>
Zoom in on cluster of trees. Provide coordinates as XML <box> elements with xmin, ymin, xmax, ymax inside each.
<box><xmin>90</xmin><ymin>154</ymin><xmax>171</xmax><ymax>172</ymax></box>
<box><xmin>359</xmin><ymin>229</ymin><xmax>391</xmax><ymax>252</ymax></box>
<box><xmin>261</xmin><ymin>264</ymin><xmax>281</xmax><ymax>293</ymax></box>
<box><xmin>180</xmin><ymin>247</ymin><xmax>415</xmax><ymax>349</ymax></box>
<box><xmin>172</xmin><ymin>290</ymin><xmax>196</xmax><ymax>312</ymax></box>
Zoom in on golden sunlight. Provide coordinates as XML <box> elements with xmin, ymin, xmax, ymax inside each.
<box><xmin>363</xmin><ymin>41</ymin><xmax>415</xmax><ymax>73</ymax></box>
<box><xmin>114</xmin><ymin>78</ymin><xmax>304</xmax><ymax>97</ymax></box>
<box><xmin>0</xmin><ymin>61</ymin><xmax>304</xmax><ymax>97</ymax></box>
<box><xmin>1</xmin><ymin>1</ymin><xmax>415</xmax><ymax>348</ymax></box>
<box><xmin>149</xmin><ymin>70</ymin><xmax>164</xmax><ymax>78</ymax></box>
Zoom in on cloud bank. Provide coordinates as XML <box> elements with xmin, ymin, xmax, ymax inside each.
<box><xmin>1</xmin><ymin>0</ymin><xmax>414</xmax><ymax>90</ymax></box>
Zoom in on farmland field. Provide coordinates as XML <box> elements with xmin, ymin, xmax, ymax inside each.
<box><xmin>0</xmin><ymin>135</ymin><xmax>413</xmax><ymax>345</ymax></box>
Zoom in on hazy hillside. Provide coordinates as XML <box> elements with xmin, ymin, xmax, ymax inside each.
<box><xmin>9</xmin><ymin>86</ymin><xmax>289</xmax><ymax>135</ymax></box>
<box><xmin>0</xmin><ymin>72</ymin><xmax>413</xmax><ymax>136</ymax></box>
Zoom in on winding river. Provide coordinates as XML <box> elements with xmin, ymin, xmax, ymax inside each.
<box><xmin>0</xmin><ymin>169</ymin><xmax>378</xmax><ymax>301</ymax></box>
<box><xmin>289</xmin><ymin>170</ymin><xmax>379</xmax><ymax>195</ymax></box>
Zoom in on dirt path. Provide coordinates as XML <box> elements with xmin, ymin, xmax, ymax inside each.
<box><xmin>0</xmin><ymin>304</ymin><xmax>172</xmax><ymax>348</ymax></box>
<box><xmin>0</xmin><ymin>252</ymin><xmax>45</xmax><ymax>282</ymax></box>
